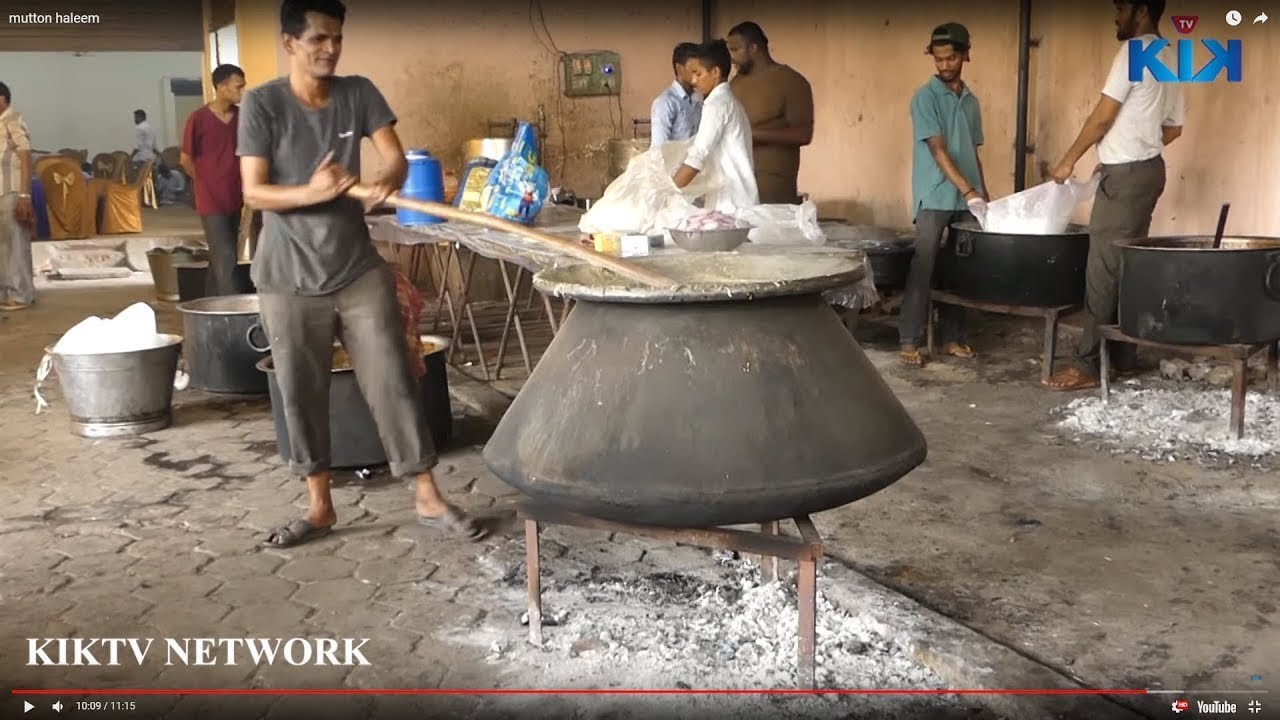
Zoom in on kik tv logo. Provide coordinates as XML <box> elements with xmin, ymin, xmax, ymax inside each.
<box><xmin>1171</xmin><ymin>15</ymin><xmax>1199</xmax><ymax>34</ymax></box>
<box><xmin>1129</xmin><ymin>37</ymin><xmax>1242</xmax><ymax>83</ymax></box>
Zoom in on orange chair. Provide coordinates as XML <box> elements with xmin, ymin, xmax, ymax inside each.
<box><xmin>38</xmin><ymin>157</ymin><xmax>97</xmax><ymax>239</ymax></box>
<box><xmin>96</xmin><ymin>159</ymin><xmax>152</xmax><ymax>234</ymax></box>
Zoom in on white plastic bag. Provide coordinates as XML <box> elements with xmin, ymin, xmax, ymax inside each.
<box><xmin>983</xmin><ymin>176</ymin><xmax>1099</xmax><ymax>235</ymax></box>
<box><xmin>579</xmin><ymin>141</ymin><xmax>720</xmax><ymax>235</ymax></box>
<box><xmin>51</xmin><ymin>302</ymin><xmax>168</xmax><ymax>355</ymax></box>
<box><xmin>734</xmin><ymin>200</ymin><xmax>826</xmax><ymax>246</ymax></box>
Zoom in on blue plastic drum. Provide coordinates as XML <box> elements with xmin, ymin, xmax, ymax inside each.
<box><xmin>397</xmin><ymin>150</ymin><xmax>445</xmax><ymax>226</ymax></box>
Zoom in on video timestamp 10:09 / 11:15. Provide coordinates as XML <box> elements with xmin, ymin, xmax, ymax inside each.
<box><xmin>74</xmin><ymin>701</ymin><xmax>138</xmax><ymax>711</ymax></box>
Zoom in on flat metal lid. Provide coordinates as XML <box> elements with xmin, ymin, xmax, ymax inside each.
<box><xmin>533</xmin><ymin>249</ymin><xmax>865</xmax><ymax>304</ymax></box>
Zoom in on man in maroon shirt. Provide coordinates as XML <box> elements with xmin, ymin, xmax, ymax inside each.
<box><xmin>181</xmin><ymin>64</ymin><xmax>247</xmax><ymax>297</ymax></box>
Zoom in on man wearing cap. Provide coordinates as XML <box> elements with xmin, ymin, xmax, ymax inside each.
<box><xmin>898</xmin><ymin>22</ymin><xmax>988</xmax><ymax>368</ymax></box>
<box><xmin>1044</xmin><ymin>0</ymin><xmax>1183</xmax><ymax>391</ymax></box>
<box><xmin>726</xmin><ymin>21</ymin><xmax>814</xmax><ymax>205</ymax></box>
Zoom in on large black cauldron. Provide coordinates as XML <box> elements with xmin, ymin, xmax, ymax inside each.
<box><xmin>177</xmin><ymin>294</ymin><xmax>268</xmax><ymax>395</ymax></box>
<box><xmin>1119</xmin><ymin>235</ymin><xmax>1280</xmax><ymax>345</ymax></box>
<box><xmin>482</xmin><ymin>252</ymin><xmax>927</xmax><ymax>528</ymax></box>
<box><xmin>938</xmin><ymin>221</ymin><xmax>1090</xmax><ymax>307</ymax></box>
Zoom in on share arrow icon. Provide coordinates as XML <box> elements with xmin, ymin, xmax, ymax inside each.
<box><xmin>1256</xmin><ymin>12</ymin><xmax>1269</xmax><ymax>24</ymax></box>
<box><xmin>23</xmin><ymin>700</ymin><xmax>34</xmax><ymax>713</ymax></box>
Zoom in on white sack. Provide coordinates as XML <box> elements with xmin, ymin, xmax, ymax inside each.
<box><xmin>734</xmin><ymin>200</ymin><xmax>826</xmax><ymax>246</ymax></box>
<box><xmin>983</xmin><ymin>176</ymin><xmax>1100</xmax><ymax>235</ymax></box>
<box><xmin>579</xmin><ymin>141</ymin><xmax>722</xmax><ymax>236</ymax></box>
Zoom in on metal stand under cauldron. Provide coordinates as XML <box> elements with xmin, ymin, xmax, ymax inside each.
<box><xmin>520</xmin><ymin>503</ymin><xmax>825</xmax><ymax>689</ymax></box>
<box><xmin>927</xmin><ymin>291</ymin><xmax>1078</xmax><ymax>384</ymax></box>
<box><xmin>1098</xmin><ymin>325</ymin><xmax>1280</xmax><ymax>439</ymax></box>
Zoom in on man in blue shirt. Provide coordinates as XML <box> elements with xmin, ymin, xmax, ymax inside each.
<box><xmin>650</xmin><ymin>42</ymin><xmax>702</xmax><ymax>147</ymax></box>
<box><xmin>899</xmin><ymin>23</ymin><xmax>989</xmax><ymax>368</ymax></box>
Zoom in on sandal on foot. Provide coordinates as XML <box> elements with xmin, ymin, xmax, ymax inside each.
<box><xmin>419</xmin><ymin>504</ymin><xmax>488</xmax><ymax>541</ymax></box>
<box><xmin>261</xmin><ymin>518</ymin><xmax>333</xmax><ymax>548</ymax></box>
<box><xmin>943</xmin><ymin>342</ymin><xmax>976</xmax><ymax>359</ymax></box>
<box><xmin>1043</xmin><ymin>367</ymin><xmax>1100</xmax><ymax>391</ymax></box>
<box><xmin>900</xmin><ymin>346</ymin><xmax>926</xmax><ymax>368</ymax></box>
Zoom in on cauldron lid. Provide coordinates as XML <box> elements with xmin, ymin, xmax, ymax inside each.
<box><xmin>534</xmin><ymin>248</ymin><xmax>865</xmax><ymax>303</ymax></box>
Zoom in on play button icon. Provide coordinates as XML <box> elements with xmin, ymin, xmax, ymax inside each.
<box><xmin>23</xmin><ymin>700</ymin><xmax>34</xmax><ymax>713</ymax></box>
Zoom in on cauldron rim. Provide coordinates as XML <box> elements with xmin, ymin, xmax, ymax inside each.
<box><xmin>177</xmin><ymin>293</ymin><xmax>261</xmax><ymax>316</ymax></box>
<box><xmin>949</xmin><ymin>219</ymin><xmax>1090</xmax><ymax>237</ymax></box>
<box><xmin>533</xmin><ymin>249</ymin><xmax>865</xmax><ymax>304</ymax></box>
<box><xmin>255</xmin><ymin>333</ymin><xmax>452</xmax><ymax>375</ymax></box>
<box><xmin>1120</xmin><ymin>235</ymin><xmax>1280</xmax><ymax>252</ymax></box>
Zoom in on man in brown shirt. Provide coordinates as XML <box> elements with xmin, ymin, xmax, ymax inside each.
<box><xmin>726</xmin><ymin>21</ymin><xmax>814</xmax><ymax>204</ymax></box>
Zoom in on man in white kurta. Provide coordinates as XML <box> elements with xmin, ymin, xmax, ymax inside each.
<box><xmin>673</xmin><ymin>40</ymin><xmax>758</xmax><ymax>213</ymax></box>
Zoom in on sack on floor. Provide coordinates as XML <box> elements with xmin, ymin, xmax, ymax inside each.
<box><xmin>579</xmin><ymin>141</ymin><xmax>721</xmax><ymax>236</ymax></box>
<box><xmin>983</xmin><ymin>176</ymin><xmax>1099</xmax><ymax>235</ymax></box>
<box><xmin>734</xmin><ymin>200</ymin><xmax>826</xmax><ymax>246</ymax></box>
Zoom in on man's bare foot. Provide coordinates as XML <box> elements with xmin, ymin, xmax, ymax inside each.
<box><xmin>943</xmin><ymin>342</ymin><xmax>975</xmax><ymax>359</ymax></box>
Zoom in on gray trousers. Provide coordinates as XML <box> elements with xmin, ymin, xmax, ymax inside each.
<box><xmin>0</xmin><ymin>194</ymin><xmax>35</xmax><ymax>306</ymax></box>
<box><xmin>258</xmin><ymin>263</ymin><xmax>437</xmax><ymax>478</ymax></box>
<box><xmin>1077</xmin><ymin>156</ymin><xmax>1166</xmax><ymax>373</ymax></box>
<box><xmin>200</xmin><ymin>212</ymin><xmax>240</xmax><ymax>297</ymax></box>
<box><xmin>899</xmin><ymin>209</ymin><xmax>973</xmax><ymax>347</ymax></box>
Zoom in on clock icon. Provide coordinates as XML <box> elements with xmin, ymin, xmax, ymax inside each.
<box><xmin>1226</xmin><ymin>10</ymin><xmax>1243</xmax><ymax>25</ymax></box>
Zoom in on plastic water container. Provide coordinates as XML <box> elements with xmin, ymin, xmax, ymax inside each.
<box><xmin>397</xmin><ymin>150</ymin><xmax>445</xmax><ymax>226</ymax></box>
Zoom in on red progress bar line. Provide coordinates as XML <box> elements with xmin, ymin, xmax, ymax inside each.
<box><xmin>11</xmin><ymin>688</ymin><xmax>1151</xmax><ymax>696</ymax></box>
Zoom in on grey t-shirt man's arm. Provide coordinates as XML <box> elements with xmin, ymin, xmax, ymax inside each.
<box><xmin>237</xmin><ymin>75</ymin><xmax>397</xmax><ymax>296</ymax></box>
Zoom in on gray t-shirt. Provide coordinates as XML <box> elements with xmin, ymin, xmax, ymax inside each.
<box><xmin>237</xmin><ymin>75</ymin><xmax>397</xmax><ymax>295</ymax></box>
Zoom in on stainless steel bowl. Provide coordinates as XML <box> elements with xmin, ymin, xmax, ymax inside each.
<box><xmin>669</xmin><ymin>227</ymin><xmax>751</xmax><ymax>252</ymax></box>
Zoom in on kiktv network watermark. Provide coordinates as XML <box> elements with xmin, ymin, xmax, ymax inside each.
<box><xmin>1128</xmin><ymin>14</ymin><xmax>1243</xmax><ymax>83</ymax></box>
<box><xmin>26</xmin><ymin>637</ymin><xmax>373</xmax><ymax>667</ymax></box>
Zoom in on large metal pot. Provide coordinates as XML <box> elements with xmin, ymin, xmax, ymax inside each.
<box><xmin>607</xmin><ymin>139</ymin><xmax>648</xmax><ymax>183</ymax></box>
<box><xmin>482</xmin><ymin>252</ymin><xmax>927</xmax><ymax>528</ymax></box>
<box><xmin>175</xmin><ymin>261</ymin><xmax>256</xmax><ymax>302</ymax></box>
<box><xmin>176</xmin><ymin>294</ymin><xmax>268</xmax><ymax>395</ymax></box>
<box><xmin>1119</xmin><ymin>235</ymin><xmax>1280</xmax><ymax>345</ymax></box>
<box><xmin>462</xmin><ymin>138</ymin><xmax>512</xmax><ymax>165</ymax></box>
<box><xmin>256</xmin><ymin>335</ymin><xmax>454</xmax><ymax>469</ymax></box>
<box><xmin>823</xmin><ymin>225</ymin><xmax>915</xmax><ymax>290</ymax></box>
<box><xmin>48</xmin><ymin>335</ymin><xmax>184</xmax><ymax>438</ymax></box>
<box><xmin>938</xmin><ymin>221</ymin><xmax>1090</xmax><ymax>307</ymax></box>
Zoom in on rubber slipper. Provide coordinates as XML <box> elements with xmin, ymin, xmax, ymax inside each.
<box><xmin>261</xmin><ymin>518</ymin><xmax>333</xmax><ymax>548</ymax></box>
<box><xmin>419</xmin><ymin>504</ymin><xmax>488</xmax><ymax>541</ymax></box>
<box><xmin>1043</xmin><ymin>368</ymin><xmax>1100</xmax><ymax>391</ymax></box>
<box><xmin>900</xmin><ymin>347</ymin><xmax>925</xmax><ymax>368</ymax></box>
<box><xmin>944</xmin><ymin>342</ymin><xmax>976</xmax><ymax>359</ymax></box>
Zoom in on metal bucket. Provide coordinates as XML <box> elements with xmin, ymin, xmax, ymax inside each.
<box><xmin>146</xmin><ymin>247</ymin><xmax>207</xmax><ymax>302</ymax></box>
<box><xmin>48</xmin><ymin>335</ymin><xmax>184</xmax><ymax>438</ymax></box>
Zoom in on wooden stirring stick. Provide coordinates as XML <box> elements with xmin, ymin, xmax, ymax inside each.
<box><xmin>347</xmin><ymin>185</ymin><xmax>676</xmax><ymax>287</ymax></box>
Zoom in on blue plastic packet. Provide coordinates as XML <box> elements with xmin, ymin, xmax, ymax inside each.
<box><xmin>483</xmin><ymin>121</ymin><xmax>549</xmax><ymax>225</ymax></box>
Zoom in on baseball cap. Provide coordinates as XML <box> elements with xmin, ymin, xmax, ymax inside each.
<box><xmin>926</xmin><ymin>22</ymin><xmax>971</xmax><ymax>53</ymax></box>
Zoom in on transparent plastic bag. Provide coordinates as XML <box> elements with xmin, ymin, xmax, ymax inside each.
<box><xmin>734</xmin><ymin>200</ymin><xmax>826</xmax><ymax>246</ymax></box>
<box><xmin>578</xmin><ymin>141</ymin><xmax>720</xmax><ymax>235</ymax></box>
<box><xmin>983</xmin><ymin>176</ymin><xmax>1099</xmax><ymax>234</ymax></box>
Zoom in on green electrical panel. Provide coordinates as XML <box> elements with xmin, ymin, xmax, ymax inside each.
<box><xmin>562</xmin><ymin>51</ymin><xmax>621</xmax><ymax>97</ymax></box>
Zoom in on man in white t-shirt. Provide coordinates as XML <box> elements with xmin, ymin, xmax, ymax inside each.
<box><xmin>673</xmin><ymin>39</ymin><xmax>758</xmax><ymax>213</ymax></box>
<box><xmin>1044</xmin><ymin>0</ymin><xmax>1184</xmax><ymax>391</ymax></box>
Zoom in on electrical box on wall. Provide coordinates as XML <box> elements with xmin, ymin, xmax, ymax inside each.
<box><xmin>562</xmin><ymin>51</ymin><xmax>621</xmax><ymax>97</ymax></box>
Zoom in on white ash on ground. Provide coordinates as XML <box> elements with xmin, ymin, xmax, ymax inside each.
<box><xmin>1054</xmin><ymin>380</ymin><xmax>1280</xmax><ymax>466</ymax></box>
<box><xmin>446</xmin><ymin>549</ymin><xmax>996</xmax><ymax>719</ymax></box>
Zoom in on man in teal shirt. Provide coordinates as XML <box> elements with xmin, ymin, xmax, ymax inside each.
<box><xmin>899</xmin><ymin>22</ymin><xmax>990</xmax><ymax>368</ymax></box>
